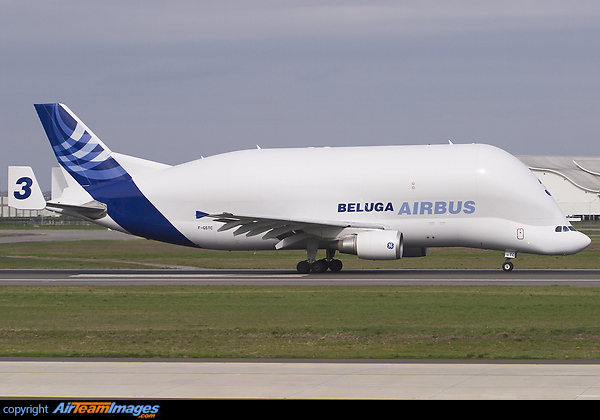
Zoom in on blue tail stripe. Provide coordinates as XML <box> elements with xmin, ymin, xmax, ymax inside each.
<box><xmin>35</xmin><ymin>103</ymin><xmax>130</xmax><ymax>185</ymax></box>
<box><xmin>87</xmin><ymin>179</ymin><xmax>197</xmax><ymax>247</ymax></box>
<box><xmin>35</xmin><ymin>103</ymin><xmax>197</xmax><ymax>248</ymax></box>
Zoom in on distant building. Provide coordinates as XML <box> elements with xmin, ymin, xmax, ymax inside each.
<box><xmin>0</xmin><ymin>194</ymin><xmax>55</xmax><ymax>218</ymax></box>
<box><xmin>518</xmin><ymin>156</ymin><xmax>600</xmax><ymax>220</ymax></box>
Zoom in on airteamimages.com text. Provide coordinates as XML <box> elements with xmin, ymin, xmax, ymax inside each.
<box><xmin>2</xmin><ymin>401</ymin><xmax>161</xmax><ymax>418</ymax></box>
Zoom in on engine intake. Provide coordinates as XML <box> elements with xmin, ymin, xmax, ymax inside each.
<box><xmin>337</xmin><ymin>230</ymin><xmax>403</xmax><ymax>260</ymax></box>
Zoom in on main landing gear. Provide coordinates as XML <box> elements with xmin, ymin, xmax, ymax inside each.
<box><xmin>296</xmin><ymin>258</ymin><xmax>343</xmax><ymax>274</ymax></box>
<box><xmin>296</xmin><ymin>246</ymin><xmax>342</xmax><ymax>274</ymax></box>
<box><xmin>502</xmin><ymin>250</ymin><xmax>516</xmax><ymax>272</ymax></box>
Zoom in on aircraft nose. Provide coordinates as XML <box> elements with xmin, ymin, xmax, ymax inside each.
<box><xmin>571</xmin><ymin>231</ymin><xmax>591</xmax><ymax>254</ymax></box>
<box><xmin>534</xmin><ymin>229</ymin><xmax>591</xmax><ymax>255</ymax></box>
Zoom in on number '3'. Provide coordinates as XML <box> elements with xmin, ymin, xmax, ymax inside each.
<box><xmin>14</xmin><ymin>177</ymin><xmax>33</xmax><ymax>200</ymax></box>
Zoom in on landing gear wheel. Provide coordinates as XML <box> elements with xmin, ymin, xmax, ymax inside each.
<box><xmin>297</xmin><ymin>260</ymin><xmax>311</xmax><ymax>274</ymax></box>
<box><xmin>311</xmin><ymin>259</ymin><xmax>329</xmax><ymax>273</ymax></box>
<box><xmin>328</xmin><ymin>259</ymin><xmax>343</xmax><ymax>272</ymax></box>
<box><xmin>502</xmin><ymin>261</ymin><xmax>514</xmax><ymax>272</ymax></box>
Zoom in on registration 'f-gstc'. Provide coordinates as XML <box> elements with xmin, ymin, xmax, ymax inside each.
<box><xmin>9</xmin><ymin>103</ymin><xmax>590</xmax><ymax>273</ymax></box>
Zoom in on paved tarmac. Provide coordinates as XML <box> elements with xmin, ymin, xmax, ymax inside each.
<box><xmin>1</xmin><ymin>268</ymin><xmax>600</xmax><ymax>286</ymax></box>
<box><xmin>2</xmin><ymin>359</ymin><xmax>600</xmax><ymax>400</ymax></box>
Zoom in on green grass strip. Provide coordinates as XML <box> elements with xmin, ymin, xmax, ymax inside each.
<box><xmin>1</xmin><ymin>285</ymin><xmax>599</xmax><ymax>359</ymax></box>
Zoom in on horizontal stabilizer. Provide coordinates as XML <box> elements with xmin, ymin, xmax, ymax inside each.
<box><xmin>45</xmin><ymin>200</ymin><xmax>107</xmax><ymax>220</ymax></box>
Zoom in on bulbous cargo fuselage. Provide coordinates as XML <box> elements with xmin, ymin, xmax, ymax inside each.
<box><xmin>138</xmin><ymin>143</ymin><xmax>590</xmax><ymax>256</ymax></box>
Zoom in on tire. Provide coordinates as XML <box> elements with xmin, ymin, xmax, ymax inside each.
<box><xmin>311</xmin><ymin>259</ymin><xmax>329</xmax><ymax>273</ymax></box>
<box><xmin>328</xmin><ymin>259</ymin><xmax>343</xmax><ymax>272</ymax></box>
<box><xmin>297</xmin><ymin>260</ymin><xmax>311</xmax><ymax>274</ymax></box>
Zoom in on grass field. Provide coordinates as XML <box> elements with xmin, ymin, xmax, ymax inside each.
<box><xmin>1</xmin><ymin>285</ymin><xmax>600</xmax><ymax>359</ymax></box>
<box><xmin>0</xmin><ymin>227</ymin><xmax>599</xmax><ymax>359</ymax></box>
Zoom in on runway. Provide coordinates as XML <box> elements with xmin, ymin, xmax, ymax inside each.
<box><xmin>2</xmin><ymin>359</ymin><xmax>600</xmax><ymax>400</ymax></box>
<box><xmin>0</xmin><ymin>267</ymin><xmax>599</xmax><ymax>286</ymax></box>
<box><xmin>2</xmin><ymin>267</ymin><xmax>600</xmax><ymax>400</ymax></box>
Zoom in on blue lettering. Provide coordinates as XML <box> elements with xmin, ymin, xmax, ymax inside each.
<box><xmin>14</xmin><ymin>176</ymin><xmax>33</xmax><ymax>200</ymax></box>
<box><xmin>337</xmin><ymin>202</ymin><xmax>404</xmax><ymax>213</ymax></box>
<box><xmin>397</xmin><ymin>200</ymin><xmax>476</xmax><ymax>216</ymax></box>
<box><xmin>448</xmin><ymin>201</ymin><xmax>462</xmax><ymax>214</ymax></box>
<box><xmin>463</xmin><ymin>200</ymin><xmax>476</xmax><ymax>214</ymax></box>
<box><xmin>420</xmin><ymin>202</ymin><xmax>433</xmax><ymax>215</ymax></box>
<box><xmin>434</xmin><ymin>201</ymin><xmax>446</xmax><ymax>214</ymax></box>
<box><xmin>53</xmin><ymin>403</ymin><xmax>75</xmax><ymax>414</ymax></box>
<box><xmin>398</xmin><ymin>202</ymin><xmax>411</xmax><ymax>215</ymax></box>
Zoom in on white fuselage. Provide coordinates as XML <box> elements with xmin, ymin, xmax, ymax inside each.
<box><xmin>127</xmin><ymin>143</ymin><xmax>589</xmax><ymax>255</ymax></box>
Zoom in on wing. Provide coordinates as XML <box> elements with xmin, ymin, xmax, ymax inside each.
<box><xmin>208</xmin><ymin>212</ymin><xmax>387</xmax><ymax>249</ymax></box>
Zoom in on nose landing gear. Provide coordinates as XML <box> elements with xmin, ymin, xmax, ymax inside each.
<box><xmin>502</xmin><ymin>250</ymin><xmax>516</xmax><ymax>272</ymax></box>
<box><xmin>502</xmin><ymin>260</ymin><xmax>514</xmax><ymax>272</ymax></box>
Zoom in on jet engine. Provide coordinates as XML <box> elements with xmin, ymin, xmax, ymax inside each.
<box><xmin>337</xmin><ymin>230</ymin><xmax>403</xmax><ymax>260</ymax></box>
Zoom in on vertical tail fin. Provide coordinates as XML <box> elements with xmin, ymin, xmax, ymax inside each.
<box><xmin>34</xmin><ymin>103</ymin><xmax>131</xmax><ymax>186</ymax></box>
<box><xmin>33</xmin><ymin>103</ymin><xmax>196</xmax><ymax>247</ymax></box>
<box><xmin>8</xmin><ymin>166</ymin><xmax>46</xmax><ymax>210</ymax></box>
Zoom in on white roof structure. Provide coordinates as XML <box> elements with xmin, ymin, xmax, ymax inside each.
<box><xmin>518</xmin><ymin>156</ymin><xmax>600</xmax><ymax>218</ymax></box>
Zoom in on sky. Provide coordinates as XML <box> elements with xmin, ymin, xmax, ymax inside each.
<box><xmin>2</xmin><ymin>0</ymin><xmax>600</xmax><ymax>191</ymax></box>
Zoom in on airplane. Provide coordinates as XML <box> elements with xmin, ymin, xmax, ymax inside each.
<box><xmin>8</xmin><ymin>103</ymin><xmax>591</xmax><ymax>273</ymax></box>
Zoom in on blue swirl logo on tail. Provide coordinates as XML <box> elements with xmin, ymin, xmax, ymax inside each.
<box><xmin>34</xmin><ymin>103</ymin><xmax>130</xmax><ymax>185</ymax></box>
<box><xmin>34</xmin><ymin>103</ymin><xmax>197</xmax><ymax>248</ymax></box>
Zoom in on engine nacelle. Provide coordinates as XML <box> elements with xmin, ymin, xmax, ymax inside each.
<box><xmin>337</xmin><ymin>230</ymin><xmax>403</xmax><ymax>260</ymax></box>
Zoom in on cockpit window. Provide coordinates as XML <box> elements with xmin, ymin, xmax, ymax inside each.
<box><xmin>556</xmin><ymin>225</ymin><xmax>577</xmax><ymax>232</ymax></box>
